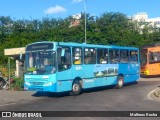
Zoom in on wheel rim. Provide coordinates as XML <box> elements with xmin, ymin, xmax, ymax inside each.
<box><xmin>73</xmin><ymin>84</ymin><xmax>79</xmax><ymax>92</ymax></box>
<box><xmin>118</xmin><ymin>78</ymin><xmax>123</xmax><ymax>87</ymax></box>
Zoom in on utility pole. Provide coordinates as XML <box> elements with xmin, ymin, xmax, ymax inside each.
<box><xmin>8</xmin><ymin>57</ymin><xmax>10</xmax><ymax>89</ymax></box>
<box><xmin>82</xmin><ymin>0</ymin><xmax>87</xmax><ymax>43</ymax></box>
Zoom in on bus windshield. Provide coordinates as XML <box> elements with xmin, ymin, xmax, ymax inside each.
<box><xmin>140</xmin><ymin>49</ymin><xmax>147</xmax><ymax>66</ymax></box>
<box><xmin>149</xmin><ymin>51</ymin><xmax>160</xmax><ymax>63</ymax></box>
<box><xmin>26</xmin><ymin>51</ymin><xmax>56</xmax><ymax>75</ymax></box>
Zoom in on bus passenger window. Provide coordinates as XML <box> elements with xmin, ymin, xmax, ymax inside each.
<box><xmin>130</xmin><ymin>51</ymin><xmax>138</xmax><ymax>63</ymax></box>
<box><xmin>120</xmin><ymin>50</ymin><xmax>129</xmax><ymax>63</ymax></box>
<box><xmin>58</xmin><ymin>47</ymin><xmax>71</xmax><ymax>71</ymax></box>
<box><xmin>97</xmin><ymin>49</ymin><xmax>108</xmax><ymax>64</ymax></box>
<box><xmin>153</xmin><ymin>56</ymin><xmax>158</xmax><ymax>62</ymax></box>
<box><xmin>109</xmin><ymin>49</ymin><xmax>119</xmax><ymax>64</ymax></box>
<box><xmin>73</xmin><ymin>48</ymin><xmax>82</xmax><ymax>65</ymax></box>
<box><xmin>84</xmin><ymin>48</ymin><xmax>96</xmax><ymax>64</ymax></box>
<box><xmin>149</xmin><ymin>52</ymin><xmax>160</xmax><ymax>63</ymax></box>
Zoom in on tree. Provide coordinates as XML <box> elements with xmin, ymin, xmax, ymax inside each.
<box><xmin>1</xmin><ymin>11</ymin><xmax>160</xmax><ymax>64</ymax></box>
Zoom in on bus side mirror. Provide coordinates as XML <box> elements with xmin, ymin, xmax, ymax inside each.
<box><xmin>61</xmin><ymin>49</ymin><xmax>65</xmax><ymax>57</ymax></box>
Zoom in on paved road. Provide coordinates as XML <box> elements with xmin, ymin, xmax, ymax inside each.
<box><xmin>0</xmin><ymin>77</ymin><xmax>160</xmax><ymax>120</ymax></box>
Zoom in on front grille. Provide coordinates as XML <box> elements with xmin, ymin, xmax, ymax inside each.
<box><xmin>30</xmin><ymin>82</ymin><xmax>44</xmax><ymax>86</ymax></box>
<box><xmin>28</xmin><ymin>78</ymin><xmax>49</xmax><ymax>81</ymax></box>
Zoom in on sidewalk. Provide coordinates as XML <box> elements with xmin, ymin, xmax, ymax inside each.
<box><xmin>0</xmin><ymin>90</ymin><xmax>38</xmax><ymax>106</ymax></box>
<box><xmin>148</xmin><ymin>87</ymin><xmax>160</xmax><ymax>101</ymax></box>
<box><xmin>140</xmin><ymin>77</ymin><xmax>160</xmax><ymax>101</ymax></box>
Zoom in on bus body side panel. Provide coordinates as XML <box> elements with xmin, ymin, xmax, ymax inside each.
<box><xmin>56</xmin><ymin>64</ymin><xmax>89</xmax><ymax>92</ymax></box>
<box><xmin>56</xmin><ymin>69</ymin><xmax>73</xmax><ymax>92</ymax></box>
<box><xmin>82</xmin><ymin>64</ymin><xmax>119</xmax><ymax>88</ymax></box>
<box><xmin>147</xmin><ymin>63</ymin><xmax>160</xmax><ymax>75</ymax></box>
<box><xmin>130</xmin><ymin>63</ymin><xmax>140</xmax><ymax>82</ymax></box>
<box><xmin>63</xmin><ymin>64</ymin><xmax>119</xmax><ymax>89</ymax></box>
<box><xmin>82</xmin><ymin>64</ymin><xmax>117</xmax><ymax>88</ymax></box>
<box><xmin>118</xmin><ymin>64</ymin><xmax>130</xmax><ymax>82</ymax></box>
<box><xmin>103</xmin><ymin>76</ymin><xmax>117</xmax><ymax>85</ymax></box>
<box><xmin>82</xmin><ymin>64</ymin><xmax>95</xmax><ymax>88</ymax></box>
<box><xmin>94</xmin><ymin>77</ymin><xmax>107</xmax><ymax>87</ymax></box>
<box><xmin>119</xmin><ymin>63</ymin><xmax>140</xmax><ymax>83</ymax></box>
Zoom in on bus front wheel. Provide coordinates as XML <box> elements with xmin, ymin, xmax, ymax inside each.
<box><xmin>70</xmin><ymin>80</ymin><xmax>82</xmax><ymax>96</ymax></box>
<box><xmin>116</xmin><ymin>76</ymin><xmax>124</xmax><ymax>89</ymax></box>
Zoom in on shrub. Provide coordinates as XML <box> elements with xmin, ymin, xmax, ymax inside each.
<box><xmin>10</xmin><ymin>77</ymin><xmax>24</xmax><ymax>91</ymax></box>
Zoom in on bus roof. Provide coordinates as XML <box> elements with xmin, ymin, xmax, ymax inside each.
<box><xmin>58</xmin><ymin>42</ymin><xmax>138</xmax><ymax>50</ymax></box>
<box><xmin>140</xmin><ymin>43</ymin><xmax>160</xmax><ymax>49</ymax></box>
<box><xmin>26</xmin><ymin>41</ymin><xmax>138</xmax><ymax>50</ymax></box>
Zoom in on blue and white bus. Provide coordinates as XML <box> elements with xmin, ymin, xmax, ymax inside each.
<box><xmin>24</xmin><ymin>41</ymin><xmax>140</xmax><ymax>95</ymax></box>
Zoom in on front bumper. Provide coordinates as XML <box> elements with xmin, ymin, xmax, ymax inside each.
<box><xmin>140</xmin><ymin>69</ymin><xmax>149</xmax><ymax>76</ymax></box>
<box><xmin>24</xmin><ymin>83</ymin><xmax>57</xmax><ymax>92</ymax></box>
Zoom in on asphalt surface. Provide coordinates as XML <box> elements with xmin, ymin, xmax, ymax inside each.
<box><xmin>0</xmin><ymin>77</ymin><xmax>160</xmax><ymax>107</ymax></box>
<box><xmin>0</xmin><ymin>77</ymin><xmax>160</xmax><ymax>120</ymax></box>
<box><xmin>0</xmin><ymin>90</ymin><xmax>37</xmax><ymax>107</ymax></box>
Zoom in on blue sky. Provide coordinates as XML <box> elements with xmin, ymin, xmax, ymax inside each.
<box><xmin>0</xmin><ymin>0</ymin><xmax>159</xmax><ymax>20</ymax></box>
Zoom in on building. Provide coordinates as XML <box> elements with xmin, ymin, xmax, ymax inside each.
<box><xmin>132</xmin><ymin>12</ymin><xmax>160</xmax><ymax>33</ymax></box>
<box><xmin>69</xmin><ymin>14</ymin><xmax>81</xmax><ymax>28</ymax></box>
<box><xmin>132</xmin><ymin>12</ymin><xmax>148</xmax><ymax>22</ymax></box>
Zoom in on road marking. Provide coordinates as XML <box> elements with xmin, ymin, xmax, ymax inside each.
<box><xmin>147</xmin><ymin>88</ymin><xmax>160</xmax><ymax>101</ymax></box>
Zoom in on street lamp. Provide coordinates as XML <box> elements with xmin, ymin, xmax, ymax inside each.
<box><xmin>74</xmin><ymin>0</ymin><xmax>87</xmax><ymax>43</ymax></box>
<box><xmin>82</xmin><ymin>0</ymin><xmax>87</xmax><ymax>43</ymax></box>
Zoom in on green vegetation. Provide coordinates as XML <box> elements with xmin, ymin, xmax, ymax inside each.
<box><xmin>1</xmin><ymin>12</ymin><xmax>160</xmax><ymax>90</ymax></box>
<box><xmin>1</xmin><ymin>12</ymin><xmax>160</xmax><ymax>64</ymax></box>
<box><xmin>10</xmin><ymin>77</ymin><xmax>24</xmax><ymax>91</ymax></box>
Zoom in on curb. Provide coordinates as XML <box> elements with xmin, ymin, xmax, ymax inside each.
<box><xmin>154</xmin><ymin>88</ymin><xmax>160</xmax><ymax>98</ymax></box>
<box><xmin>148</xmin><ymin>87</ymin><xmax>160</xmax><ymax>101</ymax></box>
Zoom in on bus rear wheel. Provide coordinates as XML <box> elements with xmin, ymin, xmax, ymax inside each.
<box><xmin>70</xmin><ymin>80</ymin><xmax>82</xmax><ymax>96</ymax></box>
<box><xmin>115</xmin><ymin>76</ymin><xmax>124</xmax><ymax>89</ymax></box>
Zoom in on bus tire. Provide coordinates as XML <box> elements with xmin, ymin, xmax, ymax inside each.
<box><xmin>70</xmin><ymin>80</ymin><xmax>82</xmax><ymax>96</ymax></box>
<box><xmin>115</xmin><ymin>76</ymin><xmax>124</xmax><ymax>89</ymax></box>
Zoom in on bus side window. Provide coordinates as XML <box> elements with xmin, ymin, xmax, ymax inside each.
<box><xmin>84</xmin><ymin>48</ymin><xmax>96</xmax><ymax>64</ymax></box>
<box><xmin>120</xmin><ymin>50</ymin><xmax>129</xmax><ymax>63</ymax></box>
<box><xmin>130</xmin><ymin>51</ymin><xmax>138</xmax><ymax>63</ymax></box>
<box><xmin>97</xmin><ymin>49</ymin><xmax>108</xmax><ymax>64</ymax></box>
<box><xmin>157</xmin><ymin>52</ymin><xmax>160</xmax><ymax>62</ymax></box>
<box><xmin>109</xmin><ymin>49</ymin><xmax>119</xmax><ymax>64</ymax></box>
<box><xmin>58</xmin><ymin>47</ymin><xmax>71</xmax><ymax>71</ymax></box>
<box><xmin>149</xmin><ymin>52</ymin><xmax>160</xmax><ymax>63</ymax></box>
<box><xmin>73</xmin><ymin>47</ymin><xmax>82</xmax><ymax>65</ymax></box>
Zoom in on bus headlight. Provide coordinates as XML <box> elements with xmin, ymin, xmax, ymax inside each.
<box><xmin>43</xmin><ymin>82</ymin><xmax>53</xmax><ymax>86</ymax></box>
<box><xmin>145</xmin><ymin>70</ymin><xmax>149</xmax><ymax>75</ymax></box>
<box><xmin>25</xmin><ymin>82</ymin><xmax>31</xmax><ymax>86</ymax></box>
